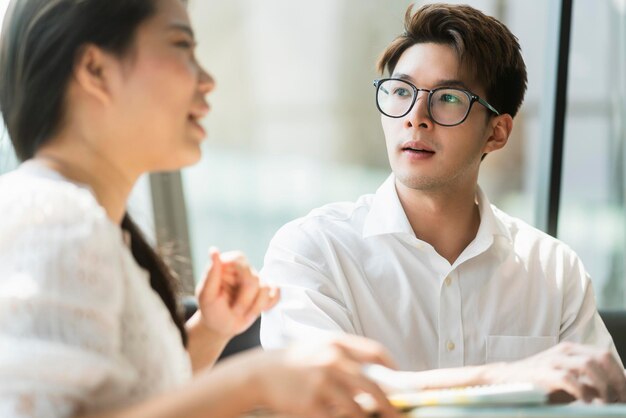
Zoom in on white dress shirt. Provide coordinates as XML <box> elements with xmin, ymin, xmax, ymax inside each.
<box><xmin>0</xmin><ymin>163</ymin><xmax>191</xmax><ymax>418</ymax></box>
<box><xmin>260</xmin><ymin>174</ymin><xmax>619</xmax><ymax>371</ymax></box>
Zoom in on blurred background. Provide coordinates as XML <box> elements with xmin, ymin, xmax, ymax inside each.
<box><xmin>1</xmin><ymin>0</ymin><xmax>625</xmax><ymax>309</ymax></box>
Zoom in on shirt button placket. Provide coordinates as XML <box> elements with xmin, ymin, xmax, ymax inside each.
<box><xmin>438</xmin><ymin>270</ymin><xmax>463</xmax><ymax>368</ymax></box>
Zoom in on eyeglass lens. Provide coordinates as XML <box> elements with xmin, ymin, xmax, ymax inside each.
<box><xmin>376</xmin><ymin>79</ymin><xmax>471</xmax><ymax>125</ymax></box>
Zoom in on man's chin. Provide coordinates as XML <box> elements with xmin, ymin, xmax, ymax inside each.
<box><xmin>394</xmin><ymin>172</ymin><xmax>440</xmax><ymax>191</ymax></box>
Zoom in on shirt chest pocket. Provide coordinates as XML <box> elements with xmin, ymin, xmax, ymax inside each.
<box><xmin>486</xmin><ymin>335</ymin><xmax>558</xmax><ymax>363</ymax></box>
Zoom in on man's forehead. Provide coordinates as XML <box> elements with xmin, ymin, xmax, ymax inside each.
<box><xmin>392</xmin><ymin>44</ymin><xmax>484</xmax><ymax>93</ymax></box>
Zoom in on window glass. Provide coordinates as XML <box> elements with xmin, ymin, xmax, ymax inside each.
<box><xmin>0</xmin><ymin>129</ymin><xmax>18</xmax><ymax>175</ymax></box>
<box><xmin>183</xmin><ymin>0</ymin><xmax>549</xmax><ymax>280</ymax></box>
<box><xmin>559</xmin><ymin>0</ymin><xmax>626</xmax><ymax>308</ymax></box>
<box><xmin>0</xmin><ymin>0</ymin><xmax>546</xmax><ymax>253</ymax></box>
<box><xmin>0</xmin><ymin>1</ymin><xmax>17</xmax><ymax>175</ymax></box>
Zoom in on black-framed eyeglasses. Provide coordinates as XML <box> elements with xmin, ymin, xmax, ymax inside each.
<box><xmin>373</xmin><ymin>78</ymin><xmax>500</xmax><ymax>127</ymax></box>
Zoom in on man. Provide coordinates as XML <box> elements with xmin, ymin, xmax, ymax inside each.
<box><xmin>260</xmin><ymin>3</ymin><xmax>626</xmax><ymax>402</ymax></box>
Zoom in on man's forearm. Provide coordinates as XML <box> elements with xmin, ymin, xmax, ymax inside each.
<box><xmin>403</xmin><ymin>364</ymin><xmax>493</xmax><ymax>390</ymax></box>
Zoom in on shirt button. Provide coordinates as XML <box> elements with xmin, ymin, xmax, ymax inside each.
<box><xmin>447</xmin><ymin>340</ymin><xmax>455</xmax><ymax>351</ymax></box>
<box><xmin>444</xmin><ymin>276</ymin><xmax>452</xmax><ymax>287</ymax></box>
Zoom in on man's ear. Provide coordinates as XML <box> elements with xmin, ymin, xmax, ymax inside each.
<box><xmin>72</xmin><ymin>44</ymin><xmax>118</xmax><ymax>104</ymax></box>
<box><xmin>483</xmin><ymin>114</ymin><xmax>513</xmax><ymax>154</ymax></box>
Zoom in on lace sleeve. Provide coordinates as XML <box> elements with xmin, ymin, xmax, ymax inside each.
<box><xmin>0</xmin><ymin>193</ymin><xmax>135</xmax><ymax>418</ymax></box>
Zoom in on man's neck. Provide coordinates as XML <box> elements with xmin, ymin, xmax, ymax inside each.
<box><xmin>395</xmin><ymin>179</ymin><xmax>481</xmax><ymax>265</ymax></box>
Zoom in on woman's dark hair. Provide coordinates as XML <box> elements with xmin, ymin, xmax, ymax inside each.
<box><xmin>122</xmin><ymin>215</ymin><xmax>188</xmax><ymax>347</ymax></box>
<box><xmin>378</xmin><ymin>3</ymin><xmax>528</xmax><ymax>118</ymax></box>
<box><xmin>0</xmin><ymin>0</ymin><xmax>188</xmax><ymax>345</ymax></box>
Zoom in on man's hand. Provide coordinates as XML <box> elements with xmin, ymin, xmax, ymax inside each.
<box><xmin>486</xmin><ymin>342</ymin><xmax>626</xmax><ymax>403</ymax></box>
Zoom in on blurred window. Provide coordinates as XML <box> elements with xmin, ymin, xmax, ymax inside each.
<box><xmin>182</xmin><ymin>0</ymin><xmax>548</xmax><ymax>279</ymax></box>
<box><xmin>558</xmin><ymin>0</ymin><xmax>626</xmax><ymax>308</ymax></box>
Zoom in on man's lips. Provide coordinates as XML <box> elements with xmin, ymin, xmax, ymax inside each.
<box><xmin>400</xmin><ymin>140</ymin><xmax>435</xmax><ymax>154</ymax></box>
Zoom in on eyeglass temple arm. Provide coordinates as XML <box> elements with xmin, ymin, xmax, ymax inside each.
<box><xmin>477</xmin><ymin>97</ymin><xmax>500</xmax><ymax>115</ymax></box>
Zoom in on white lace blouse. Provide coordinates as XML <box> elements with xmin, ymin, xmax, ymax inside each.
<box><xmin>0</xmin><ymin>163</ymin><xmax>192</xmax><ymax>417</ymax></box>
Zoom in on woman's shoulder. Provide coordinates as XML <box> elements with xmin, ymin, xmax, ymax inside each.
<box><xmin>0</xmin><ymin>167</ymin><xmax>117</xmax><ymax>240</ymax></box>
<box><xmin>0</xmin><ymin>167</ymin><xmax>126</xmax><ymax>304</ymax></box>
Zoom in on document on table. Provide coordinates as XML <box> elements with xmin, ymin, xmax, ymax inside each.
<box><xmin>362</xmin><ymin>364</ymin><xmax>547</xmax><ymax>409</ymax></box>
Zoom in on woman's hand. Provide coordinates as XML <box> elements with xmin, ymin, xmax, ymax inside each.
<box><xmin>195</xmin><ymin>248</ymin><xmax>279</xmax><ymax>339</ymax></box>
<box><xmin>244</xmin><ymin>335</ymin><xmax>401</xmax><ymax>418</ymax></box>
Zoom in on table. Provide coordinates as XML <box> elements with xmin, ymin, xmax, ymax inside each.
<box><xmin>404</xmin><ymin>404</ymin><xmax>626</xmax><ymax>417</ymax></box>
<box><xmin>245</xmin><ymin>404</ymin><xmax>626</xmax><ymax>418</ymax></box>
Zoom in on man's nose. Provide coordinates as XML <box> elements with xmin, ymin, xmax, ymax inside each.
<box><xmin>404</xmin><ymin>90</ymin><xmax>433</xmax><ymax>128</ymax></box>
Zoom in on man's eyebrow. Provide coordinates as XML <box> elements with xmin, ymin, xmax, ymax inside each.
<box><xmin>391</xmin><ymin>73</ymin><xmax>414</xmax><ymax>82</ymax></box>
<box><xmin>435</xmin><ymin>79</ymin><xmax>469</xmax><ymax>89</ymax></box>
<box><xmin>168</xmin><ymin>22</ymin><xmax>195</xmax><ymax>38</ymax></box>
<box><xmin>390</xmin><ymin>74</ymin><xmax>470</xmax><ymax>90</ymax></box>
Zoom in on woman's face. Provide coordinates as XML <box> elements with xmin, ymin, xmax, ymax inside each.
<box><xmin>107</xmin><ymin>0</ymin><xmax>214</xmax><ymax>173</ymax></box>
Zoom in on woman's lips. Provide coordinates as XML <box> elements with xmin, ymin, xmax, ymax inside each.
<box><xmin>188</xmin><ymin>115</ymin><xmax>206</xmax><ymax>137</ymax></box>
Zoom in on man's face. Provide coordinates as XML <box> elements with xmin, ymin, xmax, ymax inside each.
<box><xmin>381</xmin><ymin>42</ymin><xmax>496</xmax><ymax>193</ymax></box>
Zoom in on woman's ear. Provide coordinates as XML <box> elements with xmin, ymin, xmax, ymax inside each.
<box><xmin>72</xmin><ymin>44</ymin><xmax>118</xmax><ymax>104</ymax></box>
<box><xmin>483</xmin><ymin>114</ymin><xmax>513</xmax><ymax>154</ymax></box>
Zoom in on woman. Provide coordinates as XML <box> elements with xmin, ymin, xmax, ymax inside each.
<box><xmin>0</xmin><ymin>0</ymin><xmax>399</xmax><ymax>417</ymax></box>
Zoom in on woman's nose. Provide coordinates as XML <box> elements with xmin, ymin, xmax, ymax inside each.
<box><xmin>198</xmin><ymin>66</ymin><xmax>215</xmax><ymax>95</ymax></box>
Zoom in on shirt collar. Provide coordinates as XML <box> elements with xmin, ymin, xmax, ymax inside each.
<box><xmin>474</xmin><ymin>185</ymin><xmax>513</xmax><ymax>244</ymax></box>
<box><xmin>362</xmin><ymin>173</ymin><xmax>512</xmax><ymax>243</ymax></box>
<box><xmin>362</xmin><ymin>174</ymin><xmax>415</xmax><ymax>238</ymax></box>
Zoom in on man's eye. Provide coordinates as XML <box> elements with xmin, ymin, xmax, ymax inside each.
<box><xmin>394</xmin><ymin>88</ymin><xmax>411</xmax><ymax>97</ymax></box>
<box><xmin>440</xmin><ymin>93</ymin><xmax>461</xmax><ymax>103</ymax></box>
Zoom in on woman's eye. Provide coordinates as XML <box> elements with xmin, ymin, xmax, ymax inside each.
<box><xmin>174</xmin><ymin>40</ymin><xmax>195</xmax><ymax>49</ymax></box>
